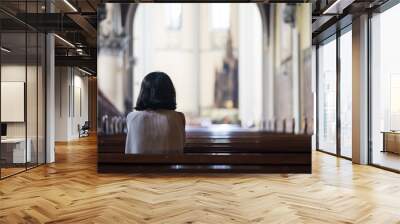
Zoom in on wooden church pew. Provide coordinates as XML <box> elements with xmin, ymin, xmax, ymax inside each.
<box><xmin>97</xmin><ymin>130</ymin><xmax>311</xmax><ymax>173</ymax></box>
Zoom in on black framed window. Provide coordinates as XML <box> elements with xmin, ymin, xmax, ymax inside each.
<box><xmin>317</xmin><ymin>35</ymin><xmax>337</xmax><ymax>155</ymax></box>
<box><xmin>316</xmin><ymin>25</ymin><xmax>352</xmax><ymax>159</ymax></box>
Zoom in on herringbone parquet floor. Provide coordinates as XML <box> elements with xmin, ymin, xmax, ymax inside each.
<box><xmin>1</xmin><ymin>135</ymin><xmax>400</xmax><ymax>224</ymax></box>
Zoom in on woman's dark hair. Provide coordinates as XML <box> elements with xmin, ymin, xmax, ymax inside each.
<box><xmin>135</xmin><ymin>72</ymin><xmax>177</xmax><ymax>111</ymax></box>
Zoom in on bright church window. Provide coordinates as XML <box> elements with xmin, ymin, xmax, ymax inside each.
<box><xmin>165</xmin><ymin>4</ymin><xmax>182</xmax><ymax>30</ymax></box>
<box><xmin>210</xmin><ymin>3</ymin><xmax>230</xmax><ymax>31</ymax></box>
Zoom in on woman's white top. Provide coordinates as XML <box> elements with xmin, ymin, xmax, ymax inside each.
<box><xmin>125</xmin><ymin>110</ymin><xmax>186</xmax><ymax>154</ymax></box>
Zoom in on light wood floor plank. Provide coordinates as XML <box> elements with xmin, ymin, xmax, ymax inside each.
<box><xmin>1</xmin><ymin>135</ymin><xmax>400</xmax><ymax>223</ymax></box>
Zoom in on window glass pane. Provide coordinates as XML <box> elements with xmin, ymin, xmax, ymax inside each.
<box><xmin>340</xmin><ymin>29</ymin><xmax>352</xmax><ymax>158</ymax></box>
<box><xmin>165</xmin><ymin>4</ymin><xmax>182</xmax><ymax>30</ymax></box>
<box><xmin>318</xmin><ymin>37</ymin><xmax>337</xmax><ymax>154</ymax></box>
<box><xmin>371</xmin><ymin>3</ymin><xmax>400</xmax><ymax>171</ymax></box>
<box><xmin>210</xmin><ymin>3</ymin><xmax>230</xmax><ymax>30</ymax></box>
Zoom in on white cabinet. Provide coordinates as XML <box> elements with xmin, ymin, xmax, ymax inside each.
<box><xmin>1</xmin><ymin>138</ymin><xmax>32</xmax><ymax>163</ymax></box>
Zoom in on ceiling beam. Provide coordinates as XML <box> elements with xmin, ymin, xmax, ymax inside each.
<box><xmin>67</xmin><ymin>13</ymin><xmax>97</xmax><ymax>39</ymax></box>
<box><xmin>55</xmin><ymin>55</ymin><xmax>96</xmax><ymax>72</ymax></box>
<box><xmin>322</xmin><ymin>0</ymin><xmax>355</xmax><ymax>15</ymax></box>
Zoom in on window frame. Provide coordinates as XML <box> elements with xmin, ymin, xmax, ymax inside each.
<box><xmin>315</xmin><ymin>24</ymin><xmax>353</xmax><ymax>161</ymax></box>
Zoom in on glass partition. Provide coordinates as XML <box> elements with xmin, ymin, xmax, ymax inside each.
<box><xmin>0</xmin><ymin>1</ymin><xmax>46</xmax><ymax>179</ymax></box>
<box><xmin>1</xmin><ymin>30</ymin><xmax>28</xmax><ymax>177</ymax></box>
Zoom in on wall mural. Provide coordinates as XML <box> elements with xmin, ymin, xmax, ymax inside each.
<box><xmin>97</xmin><ymin>3</ymin><xmax>313</xmax><ymax>173</ymax></box>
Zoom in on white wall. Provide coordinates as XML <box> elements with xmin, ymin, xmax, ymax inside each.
<box><xmin>1</xmin><ymin>65</ymin><xmax>35</xmax><ymax>137</ymax></box>
<box><xmin>55</xmin><ymin>67</ymin><xmax>69</xmax><ymax>141</ymax></box>
<box><xmin>238</xmin><ymin>4</ymin><xmax>263</xmax><ymax>127</ymax></box>
<box><xmin>1</xmin><ymin>63</ymin><xmax>47</xmax><ymax>163</ymax></box>
<box><xmin>55</xmin><ymin>67</ymin><xmax>89</xmax><ymax>141</ymax></box>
